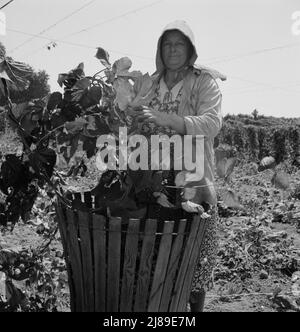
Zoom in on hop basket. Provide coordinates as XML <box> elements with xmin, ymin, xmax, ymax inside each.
<box><xmin>55</xmin><ymin>191</ymin><xmax>209</xmax><ymax>312</ymax></box>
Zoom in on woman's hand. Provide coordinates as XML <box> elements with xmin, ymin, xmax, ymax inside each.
<box><xmin>136</xmin><ymin>107</ymin><xmax>170</xmax><ymax>127</ymax></box>
<box><xmin>134</xmin><ymin>107</ymin><xmax>186</xmax><ymax>135</ymax></box>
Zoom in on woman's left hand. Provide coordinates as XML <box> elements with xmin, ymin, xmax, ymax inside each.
<box><xmin>136</xmin><ymin>108</ymin><xmax>170</xmax><ymax>127</ymax></box>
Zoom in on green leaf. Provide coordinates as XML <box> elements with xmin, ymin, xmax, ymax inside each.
<box><xmin>82</xmin><ymin>114</ymin><xmax>111</xmax><ymax>137</ymax></box>
<box><xmin>112</xmin><ymin>57</ymin><xmax>132</xmax><ymax>75</ymax></box>
<box><xmin>47</xmin><ymin>92</ymin><xmax>63</xmax><ymax>111</ymax></box>
<box><xmin>0</xmin><ymin>59</ymin><xmax>32</xmax><ymax>90</ymax></box>
<box><xmin>130</xmin><ymin>73</ymin><xmax>156</xmax><ymax>108</ymax></box>
<box><xmin>57</xmin><ymin>63</ymin><xmax>85</xmax><ymax>88</ymax></box>
<box><xmin>57</xmin><ymin>74</ymin><xmax>69</xmax><ymax>87</ymax></box>
<box><xmin>65</xmin><ymin>118</ymin><xmax>87</xmax><ymax>135</ymax></box>
<box><xmin>5</xmin><ymin>279</ymin><xmax>27</xmax><ymax>308</ymax></box>
<box><xmin>95</xmin><ymin>47</ymin><xmax>111</xmax><ymax>69</ymax></box>
<box><xmin>112</xmin><ymin>57</ymin><xmax>142</xmax><ymax>80</ymax></box>
<box><xmin>113</xmin><ymin>77</ymin><xmax>135</xmax><ymax>111</ymax></box>
<box><xmin>86</xmin><ymin>86</ymin><xmax>102</xmax><ymax>105</ymax></box>
<box><xmin>271</xmin><ymin>172</ymin><xmax>290</xmax><ymax>190</ymax></box>
<box><xmin>258</xmin><ymin>156</ymin><xmax>276</xmax><ymax>172</ymax></box>
<box><xmin>0</xmin><ymin>63</ymin><xmax>12</xmax><ymax>82</ymax></box>
<box><xmin>175</xmin><ymin>171</ymin><xmax>188</xmax><ymax>187</ymax></box>
<box><xmin>183</xmin><ymin>187</ymin><xmax>197</xmax><ymax>200</ymax></box>
<box><xmin>72</xmin><ymin>77</ymin><xmax>90</xmax><ymax>91</ymax></box>
<box><xmin>11</xmin><ymin>102</ymin><xmax>30</xmax><ymax>120</ymax></box>
<box><xmin>223</xmin><ymin>189</ymin><xmax>244</xmax><ymax>210</ymax></box>
<box><xmin>216</xmin><ymin>157</ymin><xmax>237</xmax><ymax>181</ymax></box>
<box><xmin>82</xmin><ymin>136</ymin><xmax>97</xmax><ymax>159</ymax></box>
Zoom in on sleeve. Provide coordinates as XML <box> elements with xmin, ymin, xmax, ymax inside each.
<box><xmin>183</xmin><ymin>73</ymin><xmax>223</xmax><ymax>138</ymax></box>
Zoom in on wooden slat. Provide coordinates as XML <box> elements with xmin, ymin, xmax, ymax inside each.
<box><xmin>148</xmin><ymin>220</ymin><xmax>175</xmax><ymax>312</ymax></box>
<box><xmin>77</xmin><ymin>210</ymin><xmax>95</xmax><ymax>312</ymax></box>
<box><xmin>65</xmin><ymin>208</ymin><xmax>85</xmax><ymax>311</ymax></box>
<box><xmin>92</xmin><ymin>214</ymin><xmax>107</xmax><ymax>312</ymax></box>
<box><xmin>120</xmin><ymin>219</ymin><xmax>140</xmax><ymax>312</ymax></box>
<box><xmin>84</xmin><ymin>192</ymin><xmax>93</xmax><ymax>208</ymax></box>
<box><xmin>134</xmin><ymin>219</ymin><xmax>157</xmax><ymax>312</ymax></box>
<box><xmin>169</xmin><ymin>215</ymin><xmax>203</xmax><ymax>312</ymax></box>
<box><xmin>159</xmin><ymin>219</ymin><xmax>187</xmax><ymax>311</ymax></box>
<box><xmin>74</xmin><ymin>192</ymin><xmax>82</xmax><ymax>202</ymax></box>
<box><xmin>107</xmin><ymin>217</ymin><xmax>122</xmax><ymax>312</ymax></box>
<box><xmin>177</xmin><ymin>216</ymin><xmax>208</xmax><ymax>312</ymax></box>
<box><xmin>55</xmin><ymin>204</ymin><xmax>75</xmax><ymax>312</ymax></box>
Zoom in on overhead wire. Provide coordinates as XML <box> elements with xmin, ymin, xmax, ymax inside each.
<box><xmin>11</xmin><ymin>0</ymin><xmax>164</xmax><ymax>59</ymax></box>
<box><xmin>8</xmin><ymin>0</ymin><xmax>98</xmax><ymax>54</ymax></box>
<box><xmin>225</xmin><ymin>75</ymin><xmax>300</xmax><ymax>96</ymax></box>
<box><xmin>205</xmin><ymin>42</ymin><xmax>300</xmax><ymax>66</ymax></box>
<box><xmin>0</xmin><ymin>0</ymin><xmax>14</xmax><ymax>10</ymax></box>
<box><xmin>63</xmin><ymin>0</ymin><xmax>164</xmax><ymax>39</ymax></box>
<box><xmin>7</xmin><ymin>28</ymin><xmax>154</xmax><ymax>61</ymax></box>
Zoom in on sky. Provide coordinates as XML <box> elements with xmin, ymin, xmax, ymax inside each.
<box><xmin>1</xmin><ymin>0</ymin><xmax>300</xmax><ymax>118</ymax></box>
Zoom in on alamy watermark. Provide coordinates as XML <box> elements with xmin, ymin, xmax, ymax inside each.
<box><xmin>0</xmin><ymin>10</ymin><xmax>6</xmax><ymax>35</ymax></box>
<box><xmin>96</xmin><ymin>128</ymin><xmax>205</xmax><ymax>182</ymax></box>
<box><xmin>291</xmin><ymin>11</ymin><xmax>300</xmax><ymax>36</ymax></box>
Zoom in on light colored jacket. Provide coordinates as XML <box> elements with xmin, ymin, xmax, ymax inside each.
<box><xmin>154</xmin><ymin>20</ymin><xmax>227</xmax><ymax>205</ymax></box>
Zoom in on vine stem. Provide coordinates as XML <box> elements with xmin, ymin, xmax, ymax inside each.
<box><xmin>36</xmin><ymin>124</ymin><xmax>65</xmax><ymax>149</ymax></box>
<box><xmin>92</xmin><ymin>68</ymin><xmax>107</xmax><ymax>80</ymax></box>
<box><xmin>36</xmin><ymin>225</ymin><xmax>59</xmax><ymax>255</ymax></box>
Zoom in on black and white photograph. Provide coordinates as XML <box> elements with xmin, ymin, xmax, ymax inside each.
<box><xmin>0</xmin><ymin>0</ymin><xmax>300</xmax><ymax>316</ymax></box>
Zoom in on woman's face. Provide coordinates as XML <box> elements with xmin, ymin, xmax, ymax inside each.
<box><xmin>161</xmin><ymin>30</ymin><xmax>191</xmax><ymax>71</ymax></box>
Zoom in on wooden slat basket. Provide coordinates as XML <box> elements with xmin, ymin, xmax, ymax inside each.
<box><xmin>55</xmin><ymin>191</ymin><xmax>208</xmax><ymax>312</ymax></box>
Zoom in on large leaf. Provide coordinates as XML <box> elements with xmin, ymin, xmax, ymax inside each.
<box><xmin>65</xmin><ymin>118</ymin><xmax>87</xmax><ymax>135</ymax></box>
<box><xmin>113</xmin><ymin>77</ymin><xmax>135</xmax><ymax>111</ymax></box>
<box><xmin>112</xmin><ymin>57</ymin><xmax>132</xmax><ymax>76</ymax></box>
<box><xmin>112</xmin><ymin>57</ymin><xmax>142</xmax><ymax>80</ymax></box>
<box><xmin>5</xmin><ymin>279</ymin><xmax>27</xmax><ymax>308</ymax></box>
<box><xmin>130</xmin><ymin>73</ymin><xmax>156</xmax><ymax>108</ymax></box>
<box><xmin>0</xmin><ymin>59</ymin><xmax>32</xmax><ymax>90</ymax></box>
<box><xmin>223</xmin><ymin>189</ymin><xmax>244</xmax><ymax>210</ymax></box>
<box><xmin>47</xmin><ymin>92</ymin><xmax>63</xmax><ymax>111</ymax></box>
<box><xmin>57</xmin><ymin>74</ymin><xmax>69</xmax><ymax>88</ymax></box>
<box><xmin>95</xmin><ymin>47</ymin><xmax>111</xmax><ymax>69</ymax></box>
<box><xmin>180</xmin><ymin>176</ymin><xmax>217</xmax><ymax>206</ymax></box>
<box><xmin>175</xmin><ymin>171</ymin><xmax>188</xmax><ymax>187</ymax></box>
<box><xmin>28</xmin><ymin>148</ymin><xmax>57</xmax><ymax>179</ymax></box>
<box><xmin>72</xmin><ymin>77</ymin><xmax>90</xmax><ymax>91</ymax></box>
<box><xmin>86</xmin><ymin>86</ymin><xmax>102</xmax><ymax>105</ymax></box>
<box><xmin>82</xmin><ymin>114</ymin><xmax>111</xmax><ymax>137</ymax></box>
<box><xmin>215</xmin><ymin>144</ymin><xmax>236</xmax><ymax>164</ymax></box>
<box><xmin>11</xmin><ymin>102</ymin><xmax>30</xmax><ymax>120</ymax></box>
<box><xmin>271</xmin><ymin>172</ymin><xmax>290</xmax><ymax>190</ymax></box>
<box><xmin>258</xmin><ymin>156</ymin><xmax>276</xmax><ymax>172</ymax></box>
<box><xmin>183</xmin><ymin>187</ymin><xmax>197</xmax><ymax>200</ymax></box>
<box><xmin>0</xmin><ymin>64</ymin><xmax>12</xmax><ymax>82</ymax></box>
<box><xmin>57</xmin><ymin>63</ymin><xmax>85</xmax><ymax>88</ymax></box>
<box><xmin>216</xmin><ymin>157</ymin><xmax>237</xmax><ymax>181</ymax></box>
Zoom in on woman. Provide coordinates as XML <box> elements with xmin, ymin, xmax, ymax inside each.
<box><xmin>135</xmin><ymin>20</ymin><xmax>226</xmax><ymax>312</ymax></box>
